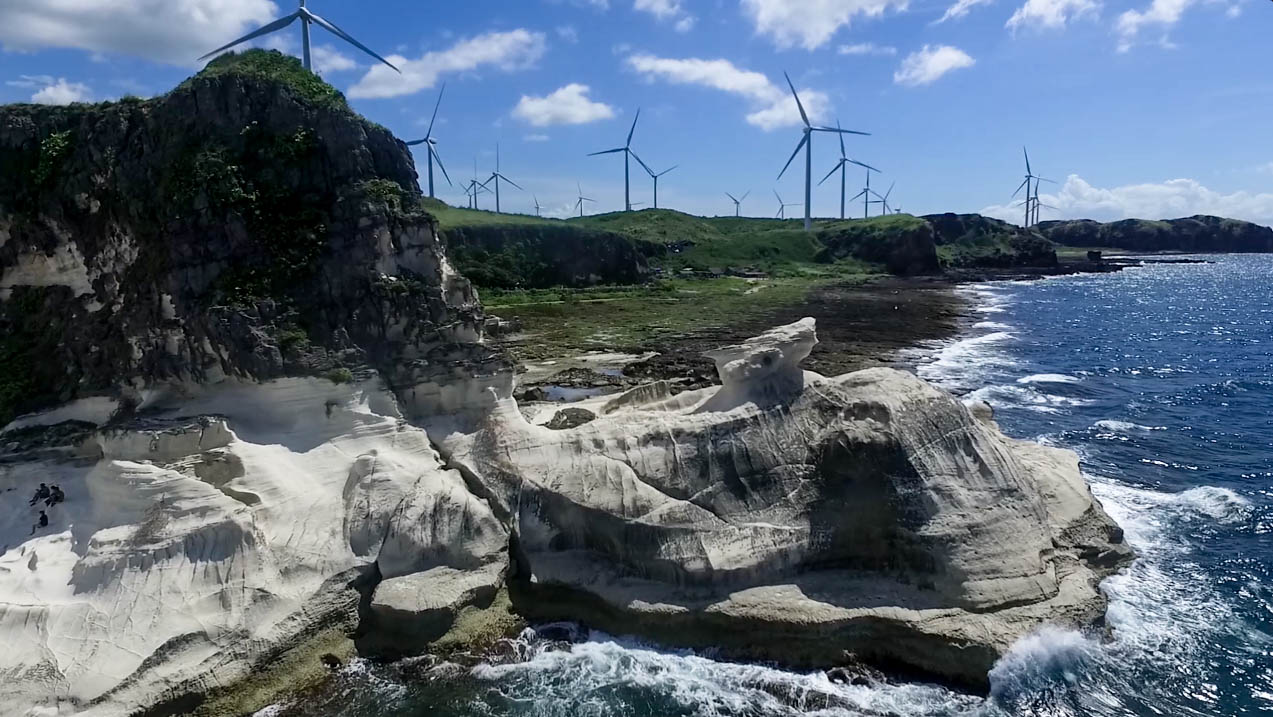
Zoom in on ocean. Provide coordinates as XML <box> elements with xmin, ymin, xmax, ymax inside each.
<box><xmin>265</xmin><ymin>254</ymin><xmax>1273</xmax><ymax>717</ymax></box>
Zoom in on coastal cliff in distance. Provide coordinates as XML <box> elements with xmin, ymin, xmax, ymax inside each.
<box><xmin>1039</xmin><ymin>215</ymin><xmax>1273</xmax><ymax>253</ymax></box>
<box><xmin>1</xmin><ymin>51</ymin><xmax>1132</xmax><ymax>716</ymax></box>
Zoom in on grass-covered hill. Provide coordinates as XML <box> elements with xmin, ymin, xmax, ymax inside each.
<box><xmin>1038</xmin><ymin>216</ymin><xmax>1273</xmax><ymax>253</ymax></box>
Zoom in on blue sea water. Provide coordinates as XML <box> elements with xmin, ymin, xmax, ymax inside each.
<box><xmin>266</xmin><ymin>254</ymin><xmax>1273</xmax><ymax>717</ymax></box>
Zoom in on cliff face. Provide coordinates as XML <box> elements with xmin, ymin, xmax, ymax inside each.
<box><xmin>1039</xmin><ymin>215</ymin><xmax>1273</xmax><ymax>252</ymax></box>
<box><xmin>0</xmin><ymin>50</ymin><xmax>500</xmax><ymax>426</ymax></box>
<box><xmin>923</xmin><ymin>213</ymin><xmax>1058</xmax><ymax>268</ymax></box>
<box><xmin>815</xmin><ymin>215</ymin><xmax>941</xmax><ymax>274</ymax></box>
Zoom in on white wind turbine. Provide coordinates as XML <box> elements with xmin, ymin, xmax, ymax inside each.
<box><xmin>406</xmin><ymin>84</ymin><xmax>452</xmax><ymax>198</ymax></box>
<box><xmin>199</xmin><ymin>0</ymin><xmax>400</xmax><ymax>74</ymax></box>
<box><xmin>776</xmin><ymin>72</ymin><xmax>869</xmax><ymax>231</ymax></box>
<box><xmin>725</xmin><ymin>190</ymin><xmax>750</xmax><ymax>217</ymax></box>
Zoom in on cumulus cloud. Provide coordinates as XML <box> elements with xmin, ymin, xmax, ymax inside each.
<box><xmin>311</xmin><ymin>45</ymin><xmax>356</xmax><ymax>74</ymax></box>
<box><xmin>981</xmin><ymin>174</ymin><xmax>1273</xmax><ymax>226</ymax></box>
<box><xmin>1006</xmin><ymin>0</ymin><xmax>1099</xmax><ymax>30</ymax></box>
<box><xmin>893</xmin><ymin>45</ymin><xmax>975</xmax><ymax>87</ymax></box>
<box><xmin>0</xmin><ymin>0</ymin><xmax>277</xmax><ymax>65</ymax></box>
<box><xmin>556</xmin><ymin>25</ymin><xmax>579</xmax><ymax>43</ymax></box>
<box><xmin>935</xmin><ymin>0</ymin><xmax>994</xmax><ymax>22</ymax></box>
<box><xmin>8</xmin><ymin>75</ymin><xmax>92</xmax><ymax>104</ymax></box>
<box><xmin>838</xmin><ymin>42</ymin><xmax>897</xmax><ymax>55</ymax></box>
<box><xmin>625</xmin><ymin>54</ymin><xmax>829</xmax><ymax>130</ymax></box>
<box><xmin>634</xmin><ymin>0</ymin><xmax>696</xmax><ymax>31</ymax></box>
<box><xmin>512</xmin><ymin>84</ymin><xmax>616</xmax><ymax>126</ymax></box>
<box><xmin>1116</xmin><ymin>0</ymin><xmax>1193</xmax><ymax>52</ymax></box>
<box><xmin>741</xmin><ymin>0</ymin><xmax>908</xmax><ymax>50</ymax></box>
<box><xmin>349</xmin><ymin>29</ymin><xmax>546</xmax><ymax>99</ymax></box>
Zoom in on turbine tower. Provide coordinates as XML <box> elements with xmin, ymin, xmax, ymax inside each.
<box><xmin>406</xmin><ymin>84</ymin><xmax>452</xmax><ymax>198</ymax></box>
<box><xmin>776</xmin><ymin>72</ymin><xmax>869</xmax><ymax>231</ymax></box>
<box><xmin>634</xmin><ymin>156</ymin><xmax>677</xmax><ymax>210</ymax></box>
<box><xmin>774</xmin><ymin>191</ymin><xmax>799</xmax><ymax>219</ymax></box>
<box><xmin>199</xmin><ymin>0</ymin><xmax>400</xmax><ymax>74</ymax></box>
<box><xmin>532</xmin><ymin>194</ymin><xmax>543</xmax><ymax>217</ymax></box>
<box><xmin>482</xmin><ymin>143</ymin><xmax>523</xmax><ymax>214</ymax></box>
<box><xmin>725</xmin><ymin>190</ymin><xmax>750</xmax><ymax>217</ymax></box>
<box><xmin>848</xmin><ymin>167</ymin><xmax>881</xmax><ymax>219</ymax></box>
<box><xmin>818</xmin><ymin>120</ymin><xmax>879</xmax><ymax>220</ymax></box>
<box><xmin>574</xmin><ymin>183</ymin><xmax>595</xmax><ymax>217</ymax></box>
<box><xmin>588</xmin><ymin>109</ymin><xmax>644</xmax><ymax>211</ymax></box>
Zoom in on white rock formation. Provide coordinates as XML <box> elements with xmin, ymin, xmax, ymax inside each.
<box><xmin>0</xmin><ymin>378</ymin><xmax>505</xmax><ymax>716</ymax></box>
<box><xmin>0</xmin><ymin>318</ymin><xmax>1130</xmax><ymax>713</ymax></box>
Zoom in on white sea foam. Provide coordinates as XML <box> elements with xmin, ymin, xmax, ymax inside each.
<box><xmin>967</xmin><ymin>384</ymin><xmax>1094</xmax><ymax>411</ymax></box>
<box><xmin>1093</xmin><ymin>420</ymin><xmax>1165</xmax><ymax>434</ymax></box>
<box><xmin>1016</xmin><ymin>373</ymin><xmax>1081</xmax><ymax>385</ymax></box>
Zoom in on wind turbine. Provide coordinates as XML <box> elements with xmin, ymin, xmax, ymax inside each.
<box><xmin>533</xmin><ymin>195</ymin><xmax>543</xmax><ymax>217</ymax></box>
<box><xmin>774</xmin><ymin>191</ymin><xmax>800</xmax><ymax>219</ymax></box>
<box><xmin>848</xmin><ymin>167</ymin><xmax>881</xmax><ymax>219</ymax></box>
<box><xmin>574</xmin><ymin>183</ymin><xmax>595</xmax><ymax>217</ymax></box>
<box><xmin>406</xmin><ymin>84</ymin><xmax>451</xmax><ymax>198</ymax></box>
<box><xmin>466</xmin><ymin>158</ymin><xmax>490</xmax><ymax>210</ymax></box>
<box><xmin>725</xmin><ymin>190</ymin><xmax>750</xmax><ymax>217</ymax></box>
<box><xmin>872</xmin><ymin>181</ymin><xmax>896</xmax><ymax>214</ymax></box>
<box><xmin>199</xmin><ymin>0</ymin><xmax>400</xmax><ymax>74</ymax></box>
<box><xmin>634</xmin><ymin>156</ymin><xmax>677</xmax><ymax>210</ymax></box>
<box><xmin>588</xmin><ymin>109</ymin><xmax>643</xmax><ymax>211</ymax></box>
<box><xmin>776</xmin><ymin>71</ymin><xmax>869</xmax><ymax>231</ymax></box>
<box><xmin>482</xmin><ymin>143</ymin><xmax>523</xmax><ymax>214</ymax></box>
<box><xmin>1012</xmin><ymin>147</ymin><xmax>1054</xmax><ymax>227</ymax></box>
<box><xmin>818</xmin><ymin>120</ymin><xmax>879</xmax><ymax>220</ymax></box>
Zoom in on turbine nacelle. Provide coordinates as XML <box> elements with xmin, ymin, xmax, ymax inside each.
<box><xmin>199</xmin><ymin>1</ymin><xmax>400</xmax><ymax>74</ymax></box>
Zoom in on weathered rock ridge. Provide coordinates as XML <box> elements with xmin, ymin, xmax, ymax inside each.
<box><xmin>1040</xmin><ymin>215</ymin><xmax>1273</xmax><ymax>253</ymax></box>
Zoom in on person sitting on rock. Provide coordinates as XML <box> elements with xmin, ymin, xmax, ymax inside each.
<box><xmin>29</xmin><ymin>483</ymin><xmax>49</xmax><ymax>507</ymax></box>
<box><xmin>45</xmin><ymin>485</ymin><xmax>65</xmax><ymax>507</ymax></box>
<box><xmin>30</xmin><ymin>511</ymin><xmax>48</xmax><ymax>535</ymax></box>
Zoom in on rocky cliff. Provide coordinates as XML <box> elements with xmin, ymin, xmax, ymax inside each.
<box><xmin>0</xmin><ymin>53</ymin><xmax>1132</xmax><ymax>716</ymax></box>
<box><xmin>1039</xmin><ymin>215</ymin><xmax>1273</xmax><ymax>253</ymax></box>
<box><xmin>0</xmin><ymin>49</ymin><xmax>503</xmax><ymax>426</ymax></box>
<box><xmin>923</xmin><ymin>213</ymin><xmax>1058</xmax><ymax>268</ymax></box>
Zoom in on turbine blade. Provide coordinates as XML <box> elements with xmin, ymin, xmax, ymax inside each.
<box><xmin>1012</xmin><ymin>178</ymin><xmax>1029</xmax><ymax>198</ymax></box>
<box><xmin>725</xmin><ymin>192</ymin><xmax>738</xmax><ymax>203</ymax></box>
<box><xmin>741</xmin><ymin>190</ymin><xmax>750</xmax><ymax>201</ymax></box>
<box><xmin>847</xmin><ymin>159</ymin><xmax>880</xmax><ymax>173</ymax></box>
<box><xmin>500</xmin><ymin>174</ymin><xmax>524</xmax><ymax>191</ymax></box>
<box><xmin>815</xmin><ymin>126</ymin><xmax>870</xmax><ymax>136</ymax></box>
<box><xmin>774</xmin><ymin>189</ymin><xmax>782</xmax><ymax>203</ymax></box>
<box><xmin>426</xmin><ymin>82</ymin><xmax>445</xmax><ymax>139</ymax></box>
<box><xmin>885</xmin><ymin>182</ymin><xmax>895</xmax><ymax>199</ymax></box>
<box><xmin>588</xmin><ymin>147</ymin><xmax>626</xmax><ymax>156</ymax></box>
<box><xmin>851</xmin><ymin>190</ymin><xmax>867</xmax><ymax>200</ymax></box>
<box><xmin>777</xmin><ymin>135</ymin><xmax>808</xmax><ymax>180</ymax></box>
<box><xmin>1037</xmin><ymin>176</ymin><xmax>1056</xmax><ymax>184</ymax></box>
<box><xmin>406</xmin><ymin>139</ymin><xmax>427</xmax><ymax>146</ymax></box>
<box><xmin>432</xmin><ymin>146</ymin><xmax>452</xmax><ymax>186</ymax></box>
<box><xmin>198</xmin><ymin>13</ymin><xmax>299</xmax><ymax>61</ymax></box>
<box><xmin>657</xmin><ymin>165</ymin><xmax>677</xmax><ymax>176</ymax></box>
<box><xmin>305</xmin><ymin>10</ymin><xmax>401</xmax><ymax>73</ymax></box>
<box><xmin>783</xmin><ymin>71</ymin><xmax>810</xmax><ymax>126</ymax></box>
<box><xmin>837</xmin><ymin>119</ymin><xmax>846</xmax><ymax>158</ymax></box>
<box><xmin>627</xmin><ymin>108</ymin><xmax>641</xmax><ymax>147</ymax></box>
<box><xmin>630</xmin><ymin>150</ymin><xmax>654</xmax><ymax>176</ymax></box>
<box><xmin>818</xmin><ymin>161</ymin><xmax>842</xmax><ymax>186</ymax></box>
<box><xmin>1023</xmin><ymin>146</ymin><xmax>1032</xmax><ymax>176</ymax></box>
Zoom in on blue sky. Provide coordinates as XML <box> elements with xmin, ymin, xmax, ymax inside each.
<box><xmin>3</xmin><ymin>0</ymin><xmax>1272</xmax><ymax>224</ymax></box>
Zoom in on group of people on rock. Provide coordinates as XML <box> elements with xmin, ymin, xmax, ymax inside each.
<box><xmin>28</xmin><ymin>483</ymin><xmax>65</xmax><ymax>535</ymax></box>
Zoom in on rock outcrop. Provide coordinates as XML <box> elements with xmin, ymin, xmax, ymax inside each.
<box><xmin>923</xmin><ymin>213</ymin><xmax>1058</xmax><ymax>268</ymax></box>
<box><xmin>433</xmin><ymin>318</ymin><xmax>1132</xmax><ymax>688</ymax></box>
<box><xmin>1039</xmin><ymin>215</ymin><xmax>1273</xmax><ymax>253</ymax></box>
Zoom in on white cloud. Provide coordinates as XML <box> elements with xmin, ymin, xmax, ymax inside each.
<box><xmin>935</xmin><ymin>0</ymin><xmax>994</xmax><ymax>22</ymax></box>
<box><xmin>893</xmin><ymin>45</ymin><xmax>974</xmax><ymax>87</ymax></box>
<box><xmin>634</xmin><ymin>0</ymin><xmax>696</xmax><ymax>31</ymax></box>
<box><xmin>1006</xmin><ymin>0</ymin><xmax>1099</xmax><ymax>30</ymax></box>
<box><xmin>311</xmin><ymin>45</ymin><xmax>356</xmax><ymax>74</ymax></box>
<box><xmin>625</xmin><ymin>54</ymin><xmax>830</xmax><ymax>130</ymax></box>
<box><xmin>30</xmin><ymin>78</ymin><xmax>92</xmax><ymax>105</ymax></box>
<box><xmin>1256</xmin><ymin>161</ymin><xmax>1273</xmax><ymax>174</ymax></box>
<box><xmin>740</xmin><ymin>0</ymin><xmax>908</xmax><ymax>50</ymax></box>
<box><xmin>6</xmin><ymin>74</ymin><xmax>55</xmax><ymax>89</ymax></box>
<box><xmin>524</xmin><ymin>133</ymin><xmax>551</xmax><ymax>142</ymax></box>
<box><xmin>981</xmin><ymin>174</ymin><xmax>1273</xmax><ymax>226</ymax></box>
<box><xmin>556</xmin><ymin>25</ymin><xmax>579</xmax><ymax>43</ymax></box>
<box><xmin>1116</xmin><ymin>0</ymin><xmax>1191</xmax><ymax>52</ymax></box>
<box><xmin>512</xmin><ymin>84</ymin><xmax>616</xmax><ymax>126</ymax></box>
<box><xmin>838</xmin><ymin>42</ymin><xmax>897</xmax><ymax>55</ymax></box>
<box><xmin>0</xmin><ymin>0</ymin><xmax>278</xmax><ymax>65</ymax></box>
<box><xmin>349</xmin><ymin>29</ymin><xmax>546</xmax><ymax>99</ymax></box>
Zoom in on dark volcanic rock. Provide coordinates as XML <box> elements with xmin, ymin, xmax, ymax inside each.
<box><xmin>815</xmin><ymin>219</ymin><xmax>940</xmax><ymax>275</ymax></box>
<box><xmin>1038</xmin><ymin>215</ymin><xmax>1273</xmax><ymax>253</ymax></box>
<box><xmin>923</xmin><ymin>213</ymin><xmax>1058</xmax><ymax>268</ymax></box>
<box><xmin>0</xmin><ymin>50</ymin><xmax>503</xmax><ymax>424</ymax></box>
<box><xmin>545</xmin><ymin>407</ymin><xmax>596</xmax><ymax>430</ymax></box>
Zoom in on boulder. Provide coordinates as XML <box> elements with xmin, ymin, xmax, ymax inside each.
<box><xmin>358</xmin><ymin>563</ymin><xmax>505</xmax><ymax>657</ymax></box>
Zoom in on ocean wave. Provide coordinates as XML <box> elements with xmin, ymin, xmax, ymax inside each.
<box><xmin>967</xmin><ymin>384</ymin><xmax>1095</xmax><ymax>410</ymax></box>
<box><xmin>1092</xmin><ymin>420</ymin><xmax>1166</xmax><ymax>434</ymax></box>
<box><xmin>1016</xmin><ymin>373</ymin><xmax>1081</xmax><ymax>385</ymax></box>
